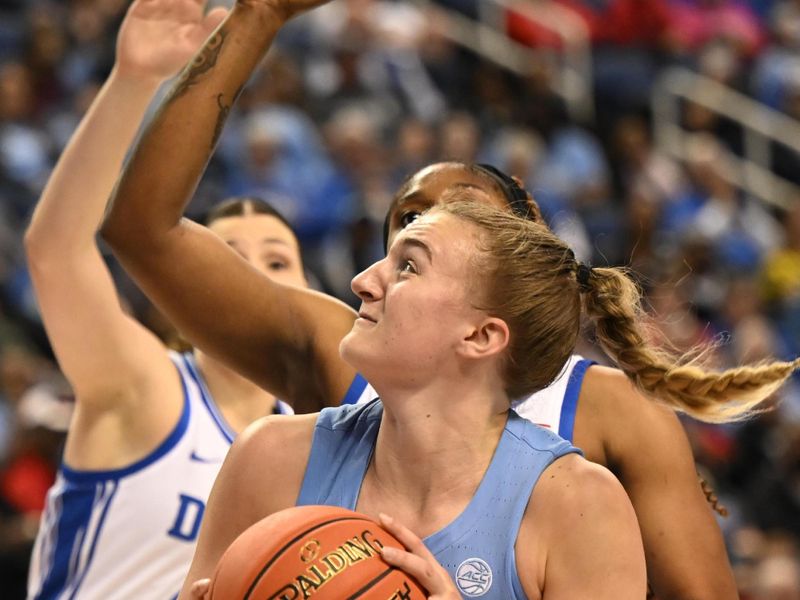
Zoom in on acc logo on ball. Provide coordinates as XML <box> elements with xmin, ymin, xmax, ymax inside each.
<box><xmin>455</xmin><ymin>557</ymin><xmax>492</xmax><ymax>596</ymax></box>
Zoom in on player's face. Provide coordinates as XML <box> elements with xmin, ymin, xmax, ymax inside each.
<box><xmin>341</xmin><ymin>211</ymin><xmax>486</xmax><ymax>387</ymax></box>
<box><xmin>385</xmin><ymin>163</ymin><xmax>507</xmax><ymax>248</ymax></box>
<box><xmin>209</xmin><ymin>214</ymin><xmax>307</xmax><ymax>288</ymax></box>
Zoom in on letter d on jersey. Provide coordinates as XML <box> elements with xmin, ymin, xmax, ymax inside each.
<box><xmin>167</xmin><ymin>494</ymin><xmax>205</xmax><ymax>541</ymax></box>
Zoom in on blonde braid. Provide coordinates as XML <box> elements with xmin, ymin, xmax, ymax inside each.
<box><xmin>582</xmin><ymin>266</ymin><xmax>799</xmax><ymax>422</ymax></box>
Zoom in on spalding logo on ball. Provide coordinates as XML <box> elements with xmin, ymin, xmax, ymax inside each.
<box><xmin>209</xmin><ymin>506</ymin><xmax>428</xmax><ymax>599</ymax></box>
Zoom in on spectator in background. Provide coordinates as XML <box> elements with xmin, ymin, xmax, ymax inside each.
<box><xmin>752</xmin><ymin>0</ymin><xmax>800</xmax><ymax>109</ymax></box>
<box><xmin>0</xmin><ymin>346</ymin><xmax>67</xmax><ymax>600</ymax></box>
<box><xmin>762</xmin><ymin>200</ymin><xmax>800</xmax><ymax>355</ymax></box>
<box><xmin>0</xmin><ymin>61</ymin><xmax>50</xmax><ymax>220</ymax></box>
<box><xmin>675</xmin><ymin>134</ymin><xmax>783</xmax><ymax>275</ymax></box>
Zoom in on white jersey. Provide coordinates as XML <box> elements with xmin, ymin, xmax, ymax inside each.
<box><xmin>348</xmin><ymin>354</ymin><xmax>594</xmax><ymax>443</ymax></box>
<box><xmin>28</xmin><ymin>352</ymin><xmax>292</xmax><ymax>600</ymax></box>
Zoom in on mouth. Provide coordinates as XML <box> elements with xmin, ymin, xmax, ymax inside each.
<box><xmin>357</xmin><ymin>311</ymin><xmax>377</xmax><ymax>324</ymax></box>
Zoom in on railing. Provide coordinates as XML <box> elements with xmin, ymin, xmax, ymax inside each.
<box><xmin>412</xmin><ymin>0</ymin><xmax>594</xmax><ymax>122</ymax></box>
<box><xmin>652</xmin><ymin>67</ymin><xmax>800</xmax><ymax>210</ymax></box>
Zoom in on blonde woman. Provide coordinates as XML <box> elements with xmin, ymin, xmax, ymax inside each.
<box><xmin>101</xmin><ymin>1</ymin><xmax>799</xmax><ymax>597</ymax></box>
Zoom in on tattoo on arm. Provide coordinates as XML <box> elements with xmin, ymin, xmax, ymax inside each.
<box><xmin>212</xmin><ymin>94</ymin><xmax>231</xmax><ymax>149</ymax></box>
<box><xmin>169</xmin><ymin>30</ymin><xmax>227</xmax><ymax>101</ymax></box>
<box><xmin>210</xmin><ymin>85</ymin><xmax>243</xmax><ymax>149</ymax></box>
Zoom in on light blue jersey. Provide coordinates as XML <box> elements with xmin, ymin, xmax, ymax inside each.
<box><xmin>346</xmin><ymin>355</ymin><xmax>595</xmax><ymax>444</ymax></box>
<box><xmin>297</xmin><ymin>400</ymin><xmax>579</xmax><ymax>599</ymax></box>
<box><xmin>27</xmin><ymin>352</ymin><xmax>292</xmax><ymax>600</ymax></box>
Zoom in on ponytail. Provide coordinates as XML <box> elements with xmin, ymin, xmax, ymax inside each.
<box><xmin>580</xmin><ymin>266</ymin><xmax>799</xmax><ymax>423</ymax></box>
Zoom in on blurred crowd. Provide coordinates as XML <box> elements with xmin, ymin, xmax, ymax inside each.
<box><xmin>1</xmin><ymin>0</ymin><xmax>800</xmax><ymax>597</ymax></box>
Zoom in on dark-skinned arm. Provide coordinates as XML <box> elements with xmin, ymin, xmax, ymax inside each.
<box><xmin>577</xmin><ymin>367</ymin><xmax>737</xmax><ymax>600</ymax></box>
<box><xmin>101</xmin><ymin>0</ymin><xmax>357</xmax><ymax>413</ymax></box>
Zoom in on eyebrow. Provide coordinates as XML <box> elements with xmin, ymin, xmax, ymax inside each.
<box><xmin>398</xmin><ymin>237</ymin><xmax>433</xmax><ymax>264</ymax></box>
<box><xmin>260</xmin><ymin>238</ymin><xmax>292</xmax><ymax>246</ymax></box>
<box><xmin>393</xmin><ymin>181</ymin><xmax>486</xmax><ymax>208</ymax></box>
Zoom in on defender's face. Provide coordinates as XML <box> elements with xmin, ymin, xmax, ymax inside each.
<box><xmin>385</xmin><ymin>163</ymin><xmax>507</xmax><ymax>248</ymax></box>
<box><xmin>209</xmin><ymin>214</ymin><xmax>307</xmax><ymax>288</ymax></box>
<box><xmin>341</xmin><ymin>211</ymin><xmax>485</xmax><ymax>387</ymax></box>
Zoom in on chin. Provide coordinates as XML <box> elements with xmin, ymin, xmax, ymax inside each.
<box><xmin>339</xmin><ymin>334</ymin><xmax>378</xmax><ymax>379</ymax></box>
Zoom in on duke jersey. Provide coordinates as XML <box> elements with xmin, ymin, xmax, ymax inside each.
<box><xmin>345</xmin><ymin>355</ymin><xmax>595</xmax><ymax>443</ymax></box>
<box><xmin>297</xmin><ymin>400</ymin><xmax>579</xmax><ymax>599</ymax></box>
<box><xmin>27</xmin><ymin>352</ymin><xmax>292</xmax><ymax>600</ymax></box>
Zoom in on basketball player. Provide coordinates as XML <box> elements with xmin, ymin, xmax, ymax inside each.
<box><xmin>99</xmin><ymin>1</ymin><xmax>797</xmax><ymax>598</ymax></box>
<box><xmin>22</xmin><ymin>2</ymin><xmax>309</xmax><ymax>598</ymax></box>
<box><xmin>184</xmin><ymin>200</ymin><xmax>651</xmax><ymax>598</ymax></box>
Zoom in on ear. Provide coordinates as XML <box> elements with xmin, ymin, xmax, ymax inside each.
<box><xmin>459</xmin><ymin>316</ymin><xmax>509</xmax><ymax>360</ymax></box>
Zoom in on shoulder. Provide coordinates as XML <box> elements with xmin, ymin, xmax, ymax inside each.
<box><xmin>519</xmin><ymin>454</ymin><xmax>646</xmax><ymax>596</ymax></box>
<box><xmin>527</xmin><ymin>453</ymin><xmax>639</xmax><ymax>559</ymax></box>
<box><xmin>579</xmin><ymin>365</ymin><xmax>691</xmax><ymax>472</ymax></box>
<box><xmin>224</xmin><ymin>413</ymin><xmax>319</xmax><ymax>513</ymax></box>
<box><xmin>530</xmin><ymin>453</ymin><xmax>631</xmax><ymax>522</ymax></box>
<box><xmin>234</xmin><ymin>412</ymin><xmax>318</xmax><ymax>459</ymax></box>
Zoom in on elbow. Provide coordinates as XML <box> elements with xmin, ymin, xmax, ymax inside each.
<box><xmin>23</xmin><ymin>223</ymin><xmax>50</xmax><ymax>266</ymax></box>
<box><xmin>99</xmin><ymin>204</ymin><xmax>125</xmax><ymax>250</ymax></box>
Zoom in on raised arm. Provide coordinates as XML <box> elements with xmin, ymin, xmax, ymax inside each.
<box><xmin>24</xmin><ymin>0</ymin><xmax>227</xmax><ymax>462</ymax></box>
<box><xmin>100</xmin><ymin>0</ymin><xmax>357</xmax><ymax>413</ymax></box>
<box><xmin>580</xmin><ymin>367</ymin><xmax>738</xmax><ymax>599</ymax></box>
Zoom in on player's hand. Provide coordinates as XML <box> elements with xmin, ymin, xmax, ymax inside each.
<box><xmin>189</xmin><ymin>578</ymin><xmax>211</xmax><ymax>599</ymax></box>
<box><xmin>378</xmin><ymin>514</ymin><xmax>461</xmax><ymax>599</ymax></box>
<box><xmin>116</xmin><ymin>0</ymin><xmax>228</xmax><ymax>82</ymax></box>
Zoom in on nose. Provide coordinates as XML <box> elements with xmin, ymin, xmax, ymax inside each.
<box><xmin>351</xmin><ymin>259</ymin><xmax>385</xmax><ymax>303</ymax></box>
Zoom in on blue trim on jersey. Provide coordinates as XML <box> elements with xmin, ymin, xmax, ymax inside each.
<box><xmin>274</xmin><ymin>400</ymin><xmax>292</xmax><ymax>415</ymax></box>
<box><xmin>67</xmin><ymin>482</ymin><xmax>119</xmax><ymax>599</ymax></box>
<box><xmin>557</xmin><ymin>359</ymin><xmax>595</xmax><ymax>443</ymax></box>
<box><xmin>182</xmin><ymin>354</ymin><xmax>236</xmax><ymax>443</ymax></box>
<box><xmin>59</xmin><ymin>367</ymin><xmax>192</xmax><ymax>484</ymax></box>
<box><xmin>33</xmin><ymin>481</ymin><xmax>119</xmax><ymax>599</ymax></box>
<box><xmin>341</xmin><ymin>373</ymin><xmax>369</xmax><ymax>405</ymax></box>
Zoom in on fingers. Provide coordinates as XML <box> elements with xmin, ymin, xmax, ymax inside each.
<box><xmin>190</xmin><ymin>578</ymin><xmax>211</xmax><ymax>599</ymax></box>
<box><xmin>379</xmin><ymin>514</ymin><xmax>454</xmax><ymax>596</ymax></box>
<box><xmin>202</xmin><ymin>7</ymin><xmax>229</xmax><ymax>34</ymax></box>
<box><xmin>379</xmin><ymin>513</ymin><xmax>436</xmax><ymax>561</ymax></box>
<box><xmin>381</xmin><ymin>545</ymin><xmax>439</xmax><ymax>592</ymax></box>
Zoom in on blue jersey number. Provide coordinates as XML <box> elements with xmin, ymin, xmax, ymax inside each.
<box><xmin>167</xmin><ymin>494</ymin><xmax>205</xmax><ymax>542</ymax></box>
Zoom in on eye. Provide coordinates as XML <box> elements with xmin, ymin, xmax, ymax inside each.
<box><xmin>267</xmin><ymin>261</ymin><xmax>288</xmax><ymax>271</ymax></box>
<box><xmin>399</xmin><ymin>211</ymin><xmax>421</xmax><ymax>228</ymax></box>
<box><xmin>399</xmin><ymin>259</ymin><xmax>417</xmax><ymax>275</ymax></box>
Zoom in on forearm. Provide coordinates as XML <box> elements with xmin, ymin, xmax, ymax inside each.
<box><xmin>25</xmin><ymin>70</ymin><xmax>160</xmax><ymax>255</ymax></box>
<box><xmin>102</xmin><ymin>3</ymin><xmax>284</xmax><ymax>249</ymax></box>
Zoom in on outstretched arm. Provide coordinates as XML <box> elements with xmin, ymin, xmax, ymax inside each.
<box><xmin>101</xmin><ymin>0</ymin><xmax>357</xmax><ymax>413</ymax></box>
<box><xmin>24</xmin><ymin>0</ymin><xmax>227</xmax><ymax>457</ymax></box>
<box><xmin>581</xmin><ymin>367</ymin><xmax>738</xmax><ymax>600</ymax></box>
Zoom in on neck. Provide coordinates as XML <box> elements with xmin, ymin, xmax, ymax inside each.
<box><xmin>193</xmin><ymin>351</ymin><xmax>277</xmax><ymax>433</ymax></box>
<box><xmin>364</xmin><ymin>379</ymin><xmax>509</xmax><ymax>528</ymax></box>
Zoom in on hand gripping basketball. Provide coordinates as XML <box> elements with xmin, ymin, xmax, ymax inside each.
<box><xmin>207</xmin><ymin>506</ymin><xmax>428</xmax><ymax>599</ymax></box>
<box><xmin>378</xmin><ymin>514</ymin><xmax>462</xmax><ymax>600</ymax></box>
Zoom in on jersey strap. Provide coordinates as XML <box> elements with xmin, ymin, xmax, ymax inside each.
<box><xmin>557</xmin><ymin>359</ymin><xmax>595</xmax><ymax>442</ymax></box>
<box><xmin>340</xmin><ymin>373</ymin><xmax>370</xmax><ymax>405</ymax></box>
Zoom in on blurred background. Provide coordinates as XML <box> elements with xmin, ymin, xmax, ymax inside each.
<box><xmin>0</xmin><ymin>0</ymin><xmax>799</xmax><ymax>597</ymax></box>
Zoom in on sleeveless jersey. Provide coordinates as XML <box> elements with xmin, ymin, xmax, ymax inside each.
<box><xmin>297</xmin><ymin>400</ymin><xmax>579</xmax><ymax>599</ymax></box>
<box><xmin>346</xmin><ymin>355</ymin><xmax>595</xmax><ymax>443</ymax></box>
<box><xmin>27</xmin><ymin>352</ymin><xmax>291</xmax><ymax>600</ymax></box>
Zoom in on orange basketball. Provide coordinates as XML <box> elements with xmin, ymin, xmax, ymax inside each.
<box><xmin>208</xmin><ymin>505</ymin><xmax>428</xmax><ymax>599</ymax></box>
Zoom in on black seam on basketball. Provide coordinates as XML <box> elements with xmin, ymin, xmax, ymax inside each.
<box><xmin>242</xmin><ymin>516</ymin><xmax>376</xmax><ymax>599</ymax></box>
<box><xmin>345</xmin><ymin>565</ymin><xmax>398</xmax><ymax>599</ymax></box>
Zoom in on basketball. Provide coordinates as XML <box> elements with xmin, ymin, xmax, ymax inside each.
<box><xmin>208</xmin><ymin>505</ymin><xmax>428</xmax><ymax>599</ymax></box>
